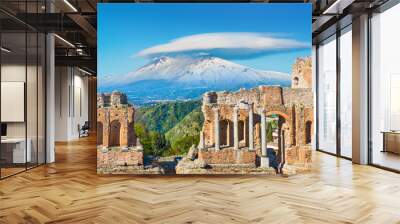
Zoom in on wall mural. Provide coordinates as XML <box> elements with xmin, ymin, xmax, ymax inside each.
<box><xmin>97</xmin><ymin>3</ymin><xmax>312</xmax><ymax>175</ymax></box>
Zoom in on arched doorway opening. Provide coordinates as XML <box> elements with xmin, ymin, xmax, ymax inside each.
<box><xmin>109</xmin><ymin>120</ymin><xmax>121</xmax><ymax>147</ymax></box>
<box><xmin>219</xmin><ymin>120</ymin><xmax>230</xmax><ymax>147</ymax></box>
<box><xmin>264</xmin><ymin>113</ymin><xmax>289</xmax><ymax>170</ymax></box>
<box><xmin>97</xmin><ymin>122</ymin><xmax>103</xmax><ymax>146</ymax></box>
<box><xmin>265</xmin><ymin>114</ymin><xmax>279</xmax><ymax>149</ymax></box>
<box><xmin>305</xmin><ymin>121</ymin><xmax>312</xmax><ymax>144</ymax></box>
<box><xmin>238</xmin><ymin>120</ymin><xmax>246</xmax><ymax>147</ymax></box>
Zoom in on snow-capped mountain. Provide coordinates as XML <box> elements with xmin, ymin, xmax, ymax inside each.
<box><xmin>102</xmin><ymin>56</ymin><xmax>290</xmax><ymax>88</ymax></box>
<box><xmin>99</xmin><ymin>56</ymin><xmax>291</xmax><ymax>105</ymax></box>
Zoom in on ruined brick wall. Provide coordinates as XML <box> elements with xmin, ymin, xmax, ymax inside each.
<box><xmin>97</xmin><ymin>93</ymin><xmax>110</xmax><ymax>107</ymax></box>
<box><xmin>286</xmin><ymin>145</ymin><xmax>312</xmax><ymax>169</ymax></box>
<box><xmin>295</xmin><ymin>106</ymin><xmax>314</xmax><ymax>146</ymax></box>
<box><xmin>201</xmin><ymin>86</ymin><xmax>312</xmax><ymax>149</ymax></box>
<box><xmin>198</xmin><ymin>148</ymin><xmax>256</xmax><ymax>165</ymax></box>
<box><xmin>97</xmin><ymin>149</ymin><xmax>143</xmax><ymax>167</ymax></box>
<box><xmin>200</xmin><ymin>84</ymin><xmax>313</xmax><ymax>169</ymax></box>
<box><xmin>201</xmin><ymin>103</ymin><xmax>252</xmax><ymax>148</ymax></box>
<box><xmin>97</xmin><ymin>92</ymin><xmax>143</xmax><ymax>173</ymax></box>
<box><xmin>282</xmin><ymin>88</ymin><xmax>313</xmax><ymax>107</ymax></box>
<box><xmin>291</xmin><ymin>57</ymin><xmax>312</xmax><ymax>89</ymax></box>
<box><xmin>97</xmin><ymin>92</ymin><xmax>137</xmax><ymax>148</ymax></box>
<box><xmin>98</xmin><ymin>91</ymin><xmax>128</xmax><ymax>107</ymax></box>
<box><xmin>110</xmin><ymin>91</ymin><xmax>128</xmax><ymax>106</ymax></box>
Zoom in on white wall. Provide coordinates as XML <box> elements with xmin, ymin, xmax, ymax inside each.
<box><xmin>55</xmin><ymin>66</ymin><xmax>69</xmax><ymax>141</ymax></box>
<box><xmin>1</xmin><ymin>65</ymin><xmax>26</xmax><ymax>139</ymax></box>
<box><xmin>71</xmin><ymin>72</ymin><xmax>89</xmax><ymax>138</ymax></box>
<box><xmin>55</xmin><ymin>67</ymin><xmax>89</xmax><ymax>141</ymax></box>
<box><xmin>1</xmin><ymin>63</ymin><xmax>46</xmax><ymax>164</ymax></box>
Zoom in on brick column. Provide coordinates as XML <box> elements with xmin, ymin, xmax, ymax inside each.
<box><xmin>103</xmin><ymin>109</ymin><xmax>110</xmax><ymax>148</ymax></box>
<box><xmin>248</xmin><ymin>104</ymin><xmax>254</xmax><ymax>151</ymax></box>
<box><xmin>233</xmin><ymin>105</ymin><xmax>239</xmax><ymax>150</ymax></box>
<box><xmin>213</xmin><ymin>107</ymin><xmax>220</xmax><ymax>151</ymax></box>
<box><xmin>260</xmin><ymin>108</ymin><xmax>268</xmax><ymax>168</ymax></box>
<box><xmin>120</xmin><ymin>116</ymin><xmax>129</xmax><ymax>151</ymax></box>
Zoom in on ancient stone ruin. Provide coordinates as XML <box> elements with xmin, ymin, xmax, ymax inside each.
<box><xmin>97</xmin><ymin>57</ymin><xmax>313</xmax><ymax>175</ymax></box>
<box><xmin>97</xmin><ymin>91</ymin><xmax>144</xmax><ymax>174</ymax></box>
<box><xmin>176</xmin><ymin>57</ymin><xmax>313</xmax><ymax>174</ymax></box>
<box><xmin>291</xmin><ymin>57</ymin><xmax>312</xmax><ymax>89</ymax></box>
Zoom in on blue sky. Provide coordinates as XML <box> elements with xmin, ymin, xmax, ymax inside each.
<box><xmin>98</xmin><ymin>3</ymin><xmax>311</xmax><ymax>77</ymax></box>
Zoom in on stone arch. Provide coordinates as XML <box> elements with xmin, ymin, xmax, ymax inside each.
<box><xmin>305</xmin><ymin>120</ymin><xmax>312</xmax><ymax>144</ymax></box>
<box><xmin>266</xmin><ymin>111</ymin><xmax>289</xmax><ymax>121</ymax></box>
<box><xmin>266</xmin><ymin>111</ymin><xmax>291</xmax><ymax>145</ymax></box>
<box><xmin>97</xmin><ymin>122</ymin><xmax>103</xmax><ymax>146</ymax></box>
<box><xmin>109</xmin><ymin>120</ymin><xmax>121</xmax><ymax>147</ymax></box>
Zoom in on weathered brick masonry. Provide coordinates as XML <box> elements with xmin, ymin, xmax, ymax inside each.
<box><xmin>97</xmin><ymin>91</ymin><xmax>143</xmax><ymax>171</ymax></box>
<box><xmin>195</xmin><ymin>57</ymin><xmax>313</xmax><ymax>170</ymax></box>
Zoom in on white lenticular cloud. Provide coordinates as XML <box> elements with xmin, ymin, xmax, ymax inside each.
<box><xmin>137</xmin><ymin>32</ymin><xmax>309</xmax><ymax>59</ymax></box>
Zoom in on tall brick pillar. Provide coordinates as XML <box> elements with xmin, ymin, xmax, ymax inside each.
<box><xmin>120</xmin><ymin>116</ymin><xmax>129</xmax><ymax>149</ymax></box>
<box><xmin>233</xmin><ymin>105</ymin><xmax>239</xmax><ymax>150</ymax></box>
<box><xmin>248</xmin><ymin>103</ymin><xmax>254</xmax><ymax>151</ymax></box>
<box><xmin>260</xmin><ymin>108</ymin><xmax>268</xmax><ymax>168</ymax></box>
<box><xmin>213</xmin><ymin>107</ymin><xmax>220</xmax><ymax>151</ymax></box>
<box><xmin>103</xmin><ymin>110</ymin><xmax>110</xmax><ymax>147</ymax></box>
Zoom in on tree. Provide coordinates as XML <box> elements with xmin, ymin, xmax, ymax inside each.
<box><xmin>150</xmin><ymin>132</ymin><xmax>170</xmax><ymax>156</ymax></box>
<box><xmin>172</xmin><ymin>135</ymin><xmax>199</xmax><ymax>155</ymax></box>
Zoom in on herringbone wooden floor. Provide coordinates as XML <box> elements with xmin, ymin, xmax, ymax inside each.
<box><xmin>1</xmin><ymin>136</ymin><xmax>400</xmax><ymax>224</ymax></box>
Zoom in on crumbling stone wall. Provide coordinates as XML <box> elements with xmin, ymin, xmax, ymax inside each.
<box><xmin>291</xmin><ymin>57</ymin><xmax>312</xmax><ymax>89</ymax></box>
<box><xmin>97</xmin><ymin>91</ymin><xmax>137</xmax><ymax>148</ymax></box>
<box><xmin>97</xmin><ymin>91</ymin><xmax>143</xmax><ymax>173</ymax></box>
<box><xmin>201</xmin><ymin>86</ymin><xmax>312</xmax><ymax>148</ymax></box>
<box><xmin>198</xmin><ymin>57</ymin><xmax>313</xmax><ymax>169</ymax></box>
<box><xmin>199</xmin><ymin>85</ymin><xmax>313</xmax><ymax>168</ymax></box>
<box><xmin>198</xmin><ymin>148</ymin><xmax>256</xmax><ymax>165</ymax></box>
<box><xmin>97</xmin><ymin>149</ymin><xmax>143</xmax><ymax>168</ymax></box>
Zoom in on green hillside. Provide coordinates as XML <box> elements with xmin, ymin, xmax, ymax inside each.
<box><xmin>134</xmin><ymin>100</ymin><xmax>203</xmax><ymax>156</ymax></box>
<box><xmin>165</xmin><ymin>107</ymin><xmax>204</xmax><ymax>155</ymax></box>
<box><xmin>135</xmin><ymin>100</ymin><xmax>201</xmax><ymax>134</ymax></box>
